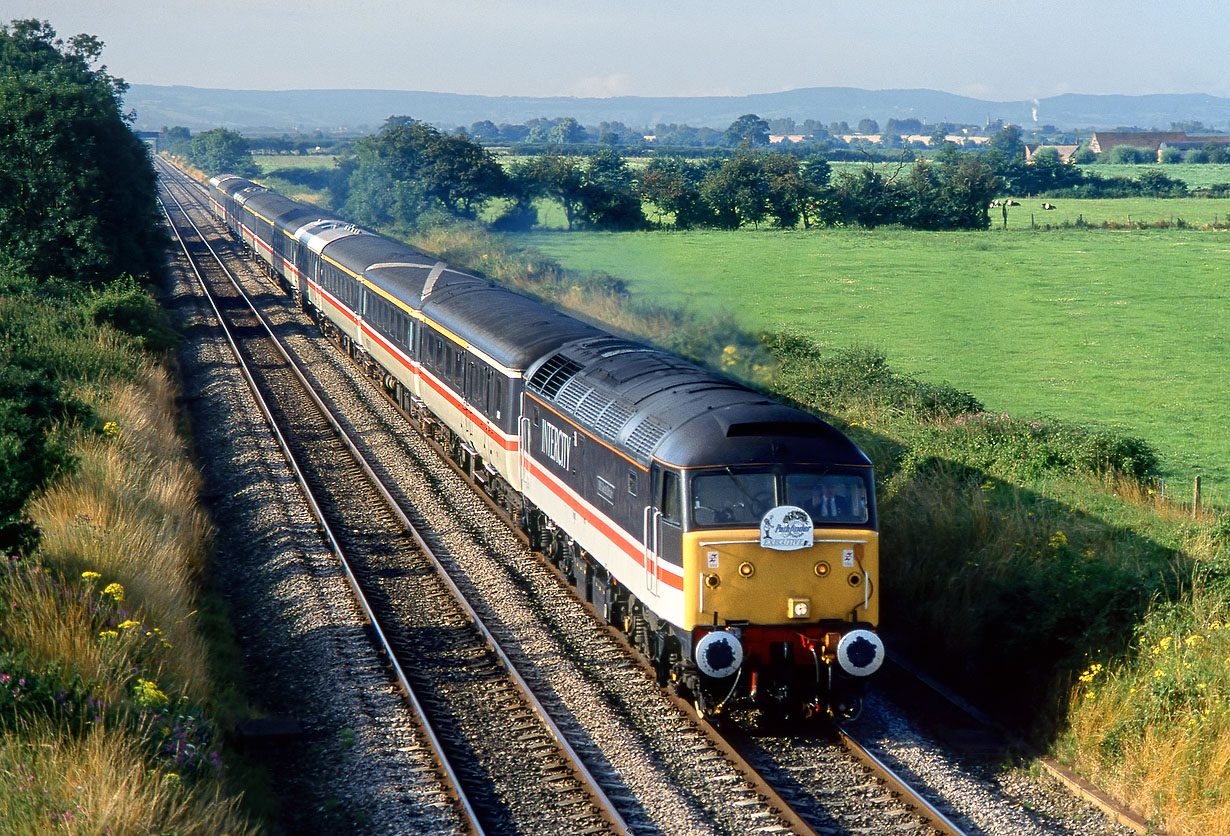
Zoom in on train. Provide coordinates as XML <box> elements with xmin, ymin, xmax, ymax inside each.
<box><xmin>206</xmin><ymin>172</ymin><xmax>885</xmax><ymax>720</ymax></box>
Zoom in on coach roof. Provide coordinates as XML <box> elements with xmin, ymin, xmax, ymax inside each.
<box><xmin>423</xmin><ymin>285</ymin><xmax>601</xmax><ymax>370</ymax></box>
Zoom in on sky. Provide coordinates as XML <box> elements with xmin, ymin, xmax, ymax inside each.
<box><xmin>11</xmin><ymin>1</ymin><xmax>1230</xmax><ymax>102</ymax></box>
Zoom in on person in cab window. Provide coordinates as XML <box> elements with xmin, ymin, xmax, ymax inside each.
<box><xmin>809</xmin><ymin>483</ymin><xmax>847</xmax><ymax>520</ymax></box>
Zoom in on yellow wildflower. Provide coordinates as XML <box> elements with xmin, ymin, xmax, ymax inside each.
<box><xmin>103</xmin><ymin>583</ymin><xmax>124</xmax><ymax>603</ymax></box>
<box><xmin>81</xmin><ymin>571</ymin><xmax>101</xmax><ymax>583</ymax></box>
<box><xmin>98</xmin><ymin>630</ymin><xmax>118</xmax><ymax>641</ymax></box>
<box><xmin>1048</xmin><ymin>530</ymin><xmax>1068</xmax><ymax>549</ymax></box>
<box><xmin>117</xmin><ymin>620</ymin><xmax>140</xmax><ymax>630</ymax></box>
<box><xmin>132</xmin><ymin>678</ymin><xmax>168</xmax><ymax>710</ymax></box>
<box><xmin>103</xmin><ymin>421</ymin><xmax>119</xmax><ymax>437</ymax></box>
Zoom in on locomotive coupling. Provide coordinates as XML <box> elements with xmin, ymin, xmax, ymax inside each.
<box><xmin>695</xmin><ymin>630</ymin><xmax>743</xmax><ymax>679</ymax></box>
<box><xmin>835</xmin><ymin>629</ymin><xmax>885</xmax><ymax>676</ymax></box>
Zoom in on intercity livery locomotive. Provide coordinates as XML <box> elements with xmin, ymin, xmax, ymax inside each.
<box><xmin>208</xmin><ymin>173</ymin><xmax>885</xmax><ymax>719</ymax></box>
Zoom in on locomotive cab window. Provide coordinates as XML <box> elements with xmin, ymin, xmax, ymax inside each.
<box><xmin>691</xmin><ymin>469</ymin><xmax>776</xmax><ymax>527</ymax></box>
<box><xmin>786</xmin><ymin>472</ymin><xmax>869</xmax><ymax>524</ymax></box>
<box><xmin>656</xmin><ymin>470</ymin><xmax>681</xmax><ymax>525</ymax></box>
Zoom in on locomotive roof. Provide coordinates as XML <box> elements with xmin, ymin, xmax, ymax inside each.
<box><xmin>527</xmin><ymin>336</ymin><xmax>870</xmax><ymax>469</ymax></box>
<box><xmin>423</xmin><ymin>286</ymin><xmax>602</xmax><ymax>370</ymax></box>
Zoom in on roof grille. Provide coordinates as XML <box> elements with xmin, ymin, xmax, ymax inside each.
<box><xmin>555</xmin><ymin>377</ymin><xmax>592</xmax><ymax>413</ymax></box>
<box><xmin>595</xmin><ymin>400</ymin><xmax>636</xmax><ymax>439</ymax></box>
<box><xmin>528</xmin><ymin>354</ymin><xmax>583</xmax><ymax>398</ymax></box>
<box><xmin>625</xmin><ymin>418</ymin><xmax>668</xmax><ymax>458</ymax></box>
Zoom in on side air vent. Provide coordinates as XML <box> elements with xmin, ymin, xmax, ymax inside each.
<box><xmin>527</xmin><ymin>354</ymin><xmax>583</xmax><ymax>398</ymax></box>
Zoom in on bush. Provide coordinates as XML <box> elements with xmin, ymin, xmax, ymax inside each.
<box><xmin>901</xmin><ymin>412</ymin><xmax>1160</xmax><ymax>483</ymax></box>
<box><xmin>80</xmin><ymin>276</ymin><xmax>179</xmax><ymax>352</ymax></box>
<box><xmin>764</xmin><ymin>331</ymin><xmax>982</xmax><ymax>420</ymax></box>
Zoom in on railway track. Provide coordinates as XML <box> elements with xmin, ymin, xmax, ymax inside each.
<box><xmin>158</xmin><ymin>158</ymin><xmax>1143</xmax><ymax>836</ymax></box>
<box><xmin>160</xmin><ymin>169</ymin><xmax>629</xmax><ymax>836</ymax></box>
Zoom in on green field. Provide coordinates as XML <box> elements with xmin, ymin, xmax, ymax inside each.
<box><xmin>515</xmin><ymin>226</ymin><xmax>1230</xmax><ymax>502</ymax></box>
<box><xmin>253</xmin><ymin>152</ymin><xmax>337</xmax><ymax>170</ymax></box>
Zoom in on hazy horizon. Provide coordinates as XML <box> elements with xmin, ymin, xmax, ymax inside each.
<box><xmin>11</xmin><ymin>1</ymin><xmax>1230</xmax><ymax>103</ymax></box>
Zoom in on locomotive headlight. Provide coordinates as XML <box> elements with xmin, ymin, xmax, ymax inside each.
<box><xmin>814</xmin><ymin>561</ymin><xmax>830</xmax><ymax>577</ymax></box>
<box><xmin>788</xmin><ymin>597</ymin><xmax>810</xmax><ymax>619</ymax></box>
<box><xmin>738</xmin><ymin>561</ymin><xmax>755</xmax><ymax>578</ymax></box>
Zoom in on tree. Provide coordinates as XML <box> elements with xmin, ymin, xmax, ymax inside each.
<box><xmin>548</xmin><ymin>117</ymin><xmax>586</xmax><ymax>145</ymax></box>
<box><xmin>637</xmin><ymin>157</ymin><xmax>711</xmax><ymax>228</ymax></box>
<box><xmin>578</xmin><ymin>150</ymin><xmax>644</xmax><ymax>230</ymax></box>
<box><xmin>701</xmin><ymin>151</ymin><xmax>770</xmax><ymax>228</ymax></box>
<box><xmin>857</xmin><ymin>118</ymin><xmax>879</xmax><ymax>134</ymax></box>
<box><xmin>722</xmin><ymin>114</ymin><xmax>770</xmax><ymax>148</ymax></box>
<box><xmin>515</xmin><ymin>154</ymin><xmax>586</xmax><ymax>229</ymax></box>
<box><xmin>424</xmin><ymin>133</ymin><xmax>510</xmax><ymax>217</ymax></box>
<box><xmin>468</xmin><ymin>120</ymin><xmax>500</xmax><ymax>142</ymax></box>
<box><xmin>159</xmin><ymin>125</ymin><xmax>192</xmax><ymax>155</ymax></box>
<box><xmin>761</xmin><ymin>154</ymin><xmax>806</xmax><ymax>228</ymax></box>
<box><xmin>189</xmin><ymin>128</ymin><xmax>259</xmax><ymax>177</ymax></box>
<box><xmin>798</xmin><ymin>154</ymin><xmax>833</xmax><ymax>229</ymax></box>
<box><xmin>0</xmin><ymin>19</ymin><xmax>162</xmax><ymax>285</ymax></box>
<box><xmin>905</xmin><ymin>154</ymin><xmax>997</xmax><ymax>230</ymax></box>
<box><xmin>341</xmin><ymin>117</ymin><xmax>508</xmax><ymax>226</ymax></box>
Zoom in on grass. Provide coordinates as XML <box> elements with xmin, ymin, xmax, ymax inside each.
<box><xmin>1078</xmin><ymin>162</ymin><xmax>1230</xmax><ymax>190</ymax></box>
<box><xmin>513</xmin><ymin>225</ymin><xmax>1230</xmax><ymax>505</ymax></box>
<box><xmin>0</xmin><ymin>300</ymin><xmax>263</xmax><ymax>834</ymax></box>
<box><xmin>252</xmin><ymin>152</ymin><xmax>336</xmax><ymax>171</ymax></box>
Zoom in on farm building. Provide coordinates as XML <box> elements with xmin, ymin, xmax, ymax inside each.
<box><xmin>1089</xmin><ymin>131</ymin><xmax>1229</xmax><ymax>157</ymax></box>
<box><xmin>1025</xmin><ymin>144</ymin><xmax>1080</xmax><ymax>163</ymax></box>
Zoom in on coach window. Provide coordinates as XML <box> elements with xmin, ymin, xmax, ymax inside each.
<box><xmin>490</xmin><ymin>377</ymin><xmax>503</xmax><ymax>420</ymax></box>
<box><xmin>453</xmin><ymin>349</ymin><xmax>465</xmax><ymax>382</ymax></box>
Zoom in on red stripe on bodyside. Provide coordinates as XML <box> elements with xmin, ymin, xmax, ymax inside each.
<box><xmin>523</xmin><ymin>456</ymin><xmax>684</xmax><ymax>590</ymax></box>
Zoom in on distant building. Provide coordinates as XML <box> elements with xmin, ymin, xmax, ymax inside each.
<box><xmin>1024</xmin><ymin>144</ymin><xmax>1080</xmax><ymax>163</ymax></box>
<box><xmin>1089</xmin><ymin>131</ymin><xmax>1229</xmax><ymax>157</ymax></box>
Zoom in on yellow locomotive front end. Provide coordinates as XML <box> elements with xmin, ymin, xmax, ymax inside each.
<box><xmin>678</xmin><ymin>467</ymin><xmax>883</xmax><ymax>718</ymax></box>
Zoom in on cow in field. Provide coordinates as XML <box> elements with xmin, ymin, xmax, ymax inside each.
<box><xmin>1041</xmin><ymin>202</ymin><xmax>1057</xmax><ymax>210</ymax></box>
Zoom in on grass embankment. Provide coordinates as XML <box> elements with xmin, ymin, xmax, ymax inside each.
<box><xmin>0</xmin><ymin>294</ymin><xmax>261</xmax><ymax>834</ymax></box>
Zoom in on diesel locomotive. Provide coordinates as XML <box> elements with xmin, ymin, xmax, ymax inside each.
<box><xmin>207</xmin><ymin>172</ymin><xmax>885</xmax><ymax>719</ymax></box>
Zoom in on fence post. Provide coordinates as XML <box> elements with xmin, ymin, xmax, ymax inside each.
<box><xmin>1193</xmin><ymin>475</ymin><xmax>1202</xmax><ymax>518</ymax></box>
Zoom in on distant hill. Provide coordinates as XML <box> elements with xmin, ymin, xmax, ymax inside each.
<box><xmin>126</xmin><ymin>84</ymin><xmax>1230</xmax><ymax>135</ymax></box>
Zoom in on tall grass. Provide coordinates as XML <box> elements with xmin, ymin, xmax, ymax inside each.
<box><xmin>28</xmin><ymin>372</ymin><xmax>213</xmax><ymax>697</ymax></box>
<box><xmin>1061</xmin><ymin>579</ymin><xmax>1230</xmax><ymax>836</ymax></box>
<box><xmin>0</xmin><ymin>304</ymin><xmax>261</xmax><ymax>833</ymax></box>
<box><xmin>0</xmin><ymin>720</ymin><xmax>255</xmax><ymax>834</ymax></box>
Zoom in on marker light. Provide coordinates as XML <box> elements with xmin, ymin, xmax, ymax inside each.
<box><xmin>814</xmin><ymin>562</ymin><xmax>830</xmax><ymax>577</ymax></box>
<box><xmin>738</xmin><ymin>561</ymin><xmax>755</xmax><ymax>578</ymax></box>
